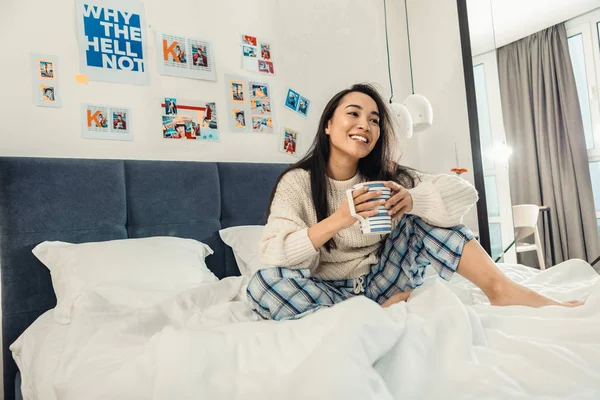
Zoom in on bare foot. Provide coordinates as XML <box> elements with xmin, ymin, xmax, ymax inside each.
<box><xmin>382</xmin><ymin>290</ymin><xmax>413</xmax><ymax>308</ymax></box>
<box><xmin>489</xmin><ymin>281</ymin><xmax>585</xmax><ymax>308</ymax></box>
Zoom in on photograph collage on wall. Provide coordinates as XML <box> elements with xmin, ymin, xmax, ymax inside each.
<box><xmin>157</xmin><ymin>33</ymin><xmax>216</xmax><ymax>81</ymax></box>
<box><xmin>161</xmin><ymin>97</ymin><xmax>219</xmax><ymax>141</ymax></box>
<box><xmin>225</xmin><ymin>74</ymin><xmax>276</xmax><ymax>133</ymax></box>
<box><xmin>280</xmin><ymin>127</ymin><xmax>299</xmax><ymax>157</ymax></box>
<box><xmin>81</xmin><ymin>104</ymin><xmax>133</xmax><ymax>141</ymax></box>
<box><xmin>241</xmin><ymin>34</ymin><xmax>274</xmax><ymax>76</ymax></box>
<box><xmin>284</xmin><ymin>88</ymin><xmax>310</xmax><ymax>118</ymax></box>
<box><xmin>31</xmin><ymin>53</ymin><xmax>63</xmax><ymax>108</ymax></box>
<box><xmin>75</xmin><ymin>0</ymin><xmax>149</xmax><ymax>85</ymax></box>
<box><xmin>249</xmin><ymin>81</ymin><xmax>273</xmax><ymax>133</ymax></box>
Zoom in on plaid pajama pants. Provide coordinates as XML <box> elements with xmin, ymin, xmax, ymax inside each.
<box><xmin>247</xmin><ymin>215</ymin><xmax>474</xmax><ymax>320</ymax></box>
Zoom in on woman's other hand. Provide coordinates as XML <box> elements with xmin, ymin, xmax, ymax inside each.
<box><xmin>383</xmin><ymin>181</ymin><xmax>413</xmax><ymax>221</ymax></box>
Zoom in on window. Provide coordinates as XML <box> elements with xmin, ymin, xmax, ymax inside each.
<box><xmin>473</xmin><ymin>64</ymin><xmax>495</xmax><ymax>170</ymax></box>
<box><xmin>472</xmin><ymin>51</ymin><xmax>517</xmax><ymax>263</ymax></box>
<box><xmin>489</xmin><ymin>223</ymin><xmax>504</xmax><ymax>262</ymax></box>
<box><xmin>566</xmin><ymin>11</ymin><xmax>600</xmax><ymax>245</ymax></box>
<box><xmin>590</xmin><ymin>160</ymin><xmax>600</xmax><ymax>238</ymax></box>
<box><xmin>567</xmin><ymin>34</ymin><xmax>595</xmax><ymax>150</ymax></box>
<box><xmin>484</xmin><ymin>175</ymin><xmax>500</xmax><ymax>217</ymax></box>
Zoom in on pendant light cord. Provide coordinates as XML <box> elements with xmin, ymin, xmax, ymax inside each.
<box><xmin>384</xmin><ymin>0</ymin><xmax>416</xmax><ymax>103</ymax></box>
<box><xmin>383</xmin><ymin>0</ymin><xmax>394</xmax><ymax>103</ymax></box>
<box><xmin>403</xmin><ymin>0</ymin><xmax>415</xmax><ymax>95</ymax></box>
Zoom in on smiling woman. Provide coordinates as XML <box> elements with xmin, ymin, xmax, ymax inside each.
<box><xmin>243</xmin><ymin>83</ymin><xmax>583</xmax><ymax>322</ymax></box>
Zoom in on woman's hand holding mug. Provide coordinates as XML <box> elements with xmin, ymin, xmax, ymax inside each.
<box><xmin>335</xmin><ymin>186</ymin><xmax>385</xmax><ymax>230</ymax></box>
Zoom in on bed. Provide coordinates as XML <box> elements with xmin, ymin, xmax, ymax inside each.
<box><xmin>0</xmin><ymin>157</ymin><xmax>287</xmax><ymax>400</ymax></box>
<box><xmin>2</xmin><ymin>156</ymin><xmax>600</xmax><ymax>400</ymax></box>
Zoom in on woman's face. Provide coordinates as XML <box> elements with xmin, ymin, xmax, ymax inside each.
<box><xmin>325</xmin><ymin>92</ymin><xmax>381</xmax><ymax>161</ymax></box>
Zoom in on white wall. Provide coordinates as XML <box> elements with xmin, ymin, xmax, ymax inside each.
<box><xmin>0</xmin><ymin>0</ymin><xmax>415</xmax><ymax>164</ymax></box>
<box><xmin>406</xmin><ymin>0</ymin><xmax>479</xmax><ymax>232</ymax></box>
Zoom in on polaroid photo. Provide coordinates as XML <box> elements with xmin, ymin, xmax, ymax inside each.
<box><xmin>242</xmin><ymin>45</ymin><xmax>257</xmax><ymax>58</ymax></box>
<box><xmin>252</xmin><ymin>116</ymin><xmax>273</xmax><ymax>133</ymax></box>
<box><xmin>189</xmin><ymin>40</ymin><xmax>211</xmax><ymax>70</ymax></box>
<box><xmin>258</xmin><ymin>60</ymin><xmax>270</xmax><ymax>74</ymax></box>
<box><xmin>85</xmin><ymin>105</ymin><xmax>109</xmax><ymax>132</ymax></box>
<box><xmin>164</xmin><ymin>97</ymin><xmax>178</xmax><ymax>115</ymax></box>
<box><xmin>198</xmin><ymin>102</ymin><xmax>219</xmax><ymax>141</ymax></box>
<box><xmin>265</xmin><ymin>61</ymin><xmax>274</xmax><ymax>74</ymax></box>
<box><xmin>38</xmin><ymin>60</ymin><xmax>55</xmax><ymax>80</ymax></box>
<box><xmin>233</xmin><ymin>109</ymin><xmax>246</xmax><ymax>128</ymax></box>
<box><xmin>241</xmin><ymin>34</ymin><xmax>257</xmax><ymax>46</ymax></box>
<box><xmin>39</xmin><ymin>85</ymin><xmax>55</xmax><ymax>102</ymax></box>
<box><xmin>298</xmin><ymin>96</ymin><xmax>310</xmax><ymax>118</ymax></box>
<box><xmin>280</xmin><ymin>128</ymin><xmax>299</xmax><ymax>156</ymax></box>
<box><xmin>110</xmin><ymin>108</ymin><xmax>129</xmax><ymax>133</ymax></box>
<box><xmin>230</xmin><ymin>80</ymin><xmax>245</xmax><ymax>103</ymax></box>
<box><xmin>284</xmin><ymin>89</ymin><xmax>300</xmax><ymax>112</ymax></box>
<box><xmin>251</xmin><ymin>99</ymin><xmax>271</xmax><ymax>115</ymax></box>
<box><xmin>249</xmin><ymin>81</ymin><xmax>269</xmax><ymax>99</ymax></box>
<box><xmin>257</xmin><ymin>60</ymin><xmax>274</xmax><ymax>75</ymax></box>
<box><xmin>161</xmin><ymin>34</ymin><xmax>188</xmax><ymax>68</ymax></box>
<box><xmin>260</xmin><ymin>43</ymin><xmax>271</xmax><ymax>61</ymax></box>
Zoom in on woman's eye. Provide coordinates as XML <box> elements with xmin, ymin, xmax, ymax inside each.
<box><xmin>371</xmin><ymin>119</ymin><xmax>380</xmax><ymax>125</ymax></box>
<box><xmin>348</xmin><ymin>112</ymin><xmax>358</xmax><ymax>117</ymax></box>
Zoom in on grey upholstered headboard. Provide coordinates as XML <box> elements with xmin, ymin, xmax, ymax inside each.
<box><xmin>0</xmin><ymin>157</ymin><xmax>288</xmax><ymax>400</ymax></box>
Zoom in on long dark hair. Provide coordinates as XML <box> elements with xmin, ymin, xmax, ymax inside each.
<box><xmin>266</xmin><ymin>83</ymin><xmax>415</xmax><ymax>251</ymax></box>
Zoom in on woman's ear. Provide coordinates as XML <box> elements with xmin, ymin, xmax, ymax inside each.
<box><xmin>325</xmin><ymin>120</ymin><xmax>331</xmax><ymax>135</ymax></box>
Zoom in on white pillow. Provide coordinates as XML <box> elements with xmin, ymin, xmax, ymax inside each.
<box><xmin>32</xmin><ymin>237</ymin><xmax>218</xmax><ymax>324</ymax></box>
<box><xmin>219</xmin><ymin>225</ymin><xmax>265</xmax><ymax>277</ymax></box>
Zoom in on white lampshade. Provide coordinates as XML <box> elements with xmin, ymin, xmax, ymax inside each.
<box><xmin>389</xmin><ymin>102</ymin><xmax>414</xmax><ymax>139</ymax></box>
<box><xmin>403</xmin><ymin>94</ymin><xmax>433</xmax><ymax>132</ymax></box>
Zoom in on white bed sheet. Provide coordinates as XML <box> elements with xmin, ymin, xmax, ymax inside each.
<box><xmin>11</xmin><ymin>259</ymin><xmax>600</xmax><ymax>400</ymax></box>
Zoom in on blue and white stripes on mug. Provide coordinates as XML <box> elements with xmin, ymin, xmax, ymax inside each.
<box><xmin>345</xmin><ymin>181</ymin><xmax>393</xmax><ymax>235</ymax></box>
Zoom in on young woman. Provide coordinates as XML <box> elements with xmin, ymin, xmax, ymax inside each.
<box><xmin>247</xmin><ymin>83</ymin><xmax>583</xmax><ymax>321</ymax></box>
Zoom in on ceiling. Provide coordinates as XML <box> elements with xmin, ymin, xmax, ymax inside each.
<box><xmin>467</xmin><ymin>0</ymin><xmax>600</xmax><ymax>56</ymax></box>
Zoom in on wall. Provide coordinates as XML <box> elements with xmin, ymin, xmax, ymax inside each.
<box><xmin>0</xmin><ymin>0</ymin><xmax>419</xmax><ymax>395</ymax></box>
<box><xmin>405</xmin><ymin>0</ymin><xmax>479</xmax><ymax>232</ymax></box>
<box><xmin>0</xmin><ymin>0</ymin><xmax>415</xmax><ymax>164</ymax></box>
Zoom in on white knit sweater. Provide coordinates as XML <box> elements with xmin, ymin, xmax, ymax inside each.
<box><xmin>259</xmin><ymin>168</ymin><xmax>478</xmax><ymax>280</ymax></box>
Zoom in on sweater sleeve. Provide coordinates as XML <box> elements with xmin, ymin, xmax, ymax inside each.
<box><xmin>259</xmin><ymin>170</ymin><xmax>319</xmax><ymax>270</ymax></box>
<box><xmin>406</xmin><ymin>172</ymin><xmax>479</xmax><ymax>227</ymax></box>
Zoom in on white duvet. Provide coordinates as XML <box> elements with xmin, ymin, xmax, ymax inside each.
<box><xmin>12</xmin><ymin>259</ymin><xmax>600</xmax><ymax>400</ymax></box>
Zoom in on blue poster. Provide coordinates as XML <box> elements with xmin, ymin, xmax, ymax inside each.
<box><xmin>75</xmin><ymin>0</ymin><xmax>149</xmax><ymax>85</ymax></box>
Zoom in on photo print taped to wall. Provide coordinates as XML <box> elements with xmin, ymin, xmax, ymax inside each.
<box><xmin>225</xmin><ymin>74</ymin><xmax>276</xmax><ymax>133</ymax></box>
<box><xmin>31</xmin><ymin>53</ymin><xmax>62</xmax><ymax>108</ymax></box>
<box><xmin>82</xmin><ymin>103</ymin><xmax>133</xmax><ymax>141</ymax></box>
<box><xmin>280</xmin><ymin>127</ymin><xmax>299</xmax><ymax>157</ymax></box>
<box><xmin>75</xmin><ymin>0</ymin><xmax>149</xmax><ymax>85</ymax></box>
<box><xmin>156</xmin><ymin>33</ymin><xmax>216</xmax><ymax>81</ymax></box>
<box><xmin>160</xmin><ymin>97</ymin><xmax>219</xmax><ymax>141</ymax></box>
<box><xmin>284</xmin><ymin>88</ymin><xmax>310</xmax><ymax>119</ymax></box>
<box><xmin>241</xmin><ymin>33</ymin><xmax>275</xmax><ymax>76</ymax></box>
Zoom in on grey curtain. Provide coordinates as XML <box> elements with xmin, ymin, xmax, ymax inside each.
<box><xmin>497</xmin><ymin>23</ymin><xmax>599</xmax><ymax>268</ymax></box>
